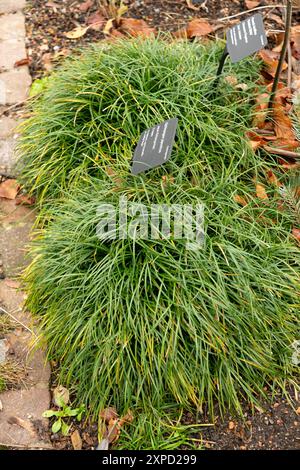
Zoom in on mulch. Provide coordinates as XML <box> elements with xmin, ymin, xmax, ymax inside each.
<box><xmin>22</xmin><ymin>0</ymin><xmax>300</xmax><ymax>451</ymax></box>
<box><xmin>24</xmin><ymin>0</ymin><xmax>300</xmax><ymax>80</ymax></box>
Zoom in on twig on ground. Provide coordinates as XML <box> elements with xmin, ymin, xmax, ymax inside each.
<box><xmin>288</xmin><ymin>42</ymin><xmax>293</xmax><ymax>90</ymax></box>
<box><xmin>0</xmin><ymin>306</ymin><xmax>34</xmax><ymax>335</ymax></box>
<box><xmin>268</xmin><ymin>0</ymin><xmax>293</xmax><ymax>110</ymax></box>
<box><xmin>0</xmin><ymin>97</ymin><xmax>32</xmax><ymax>118</ymax></box>
<box><xmin>217</xmin><ymin>5</ymin><xmax>286</xmax><ymax>22</ymax></box>
<box><xmin>264</xmin><ymin>145</ymin><xmax>300</xmax><ymax>159</ymax></box>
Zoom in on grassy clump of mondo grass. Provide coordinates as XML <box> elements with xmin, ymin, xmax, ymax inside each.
<box><xmin>24</xmin><ymin>172</ymin><xmax>300</xmax><ymax>418</ymax></box>
<box><xmin>20</xmin><ymin>38</ymin><xmax>300</xmax><ymax>444</ymax></box>
<box><xmin>18</xmin><ymin>36</ymin><xmax>266</xmax><ymax>209</ymax></box>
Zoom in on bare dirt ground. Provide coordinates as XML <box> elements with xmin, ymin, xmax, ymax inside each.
<box><xmin>25</xmin><ymin>0</ymin><xmax>300</xmax><ymax>79</ymax></box>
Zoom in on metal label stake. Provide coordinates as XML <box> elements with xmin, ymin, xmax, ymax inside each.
<box><xmin>212</xmin><ymin>13</ymin><xmax>267</xmax><ymax>95</ymax></box>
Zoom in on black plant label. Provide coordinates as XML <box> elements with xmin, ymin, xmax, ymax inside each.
<box><xmin>226</xmin><ymin>13</ymin><xmax>267</xmax><ymax>63</ymax></box>
<box><xmin>131</xmin><ymin>118</ymin><xmax>178</xmax><ymax>175</ymax></box>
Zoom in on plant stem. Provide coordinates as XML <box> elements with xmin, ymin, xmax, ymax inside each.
<box><xmin>268</xmin><ymin>0</ymin><xmax>293</xmax><ymax>110</ymax></box>
<box><xmin>211</xmin><ymin>48</ymin><xmax>229</xmax><ymax>98</ymax></box>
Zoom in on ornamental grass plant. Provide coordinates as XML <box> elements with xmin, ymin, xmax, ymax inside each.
<box><xmin>18</xmin><ymin>37</ymin><xmax>265</xmax><ymax>207</ymax></box>
<box><xmin>20</xmin><ymin>38</ymin><xmax>300</xmax><ymax>434</ymax></box>
<box><xmin>24</xmin><ymin>173</ymin><xmax>300</xmax><ymax>417</ymax></box>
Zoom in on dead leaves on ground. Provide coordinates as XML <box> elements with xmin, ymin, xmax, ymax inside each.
<box><xmin>174</xmin><ymin>18</ymin><xmax>214</xmax><ymax>40</ymax></box>
<box><xmin>259</xmin><ymin>50</ymin><xmax>287</xmax><ymax>78</ymax></box>
<box><xmin>64</xmin><ymin>0</ymin><xmax>217</xmax><ymax>41</ymax></box>
<box><xmin>65</xmin><ymin>25</ymin><xmax>92</xmax><ymax>39</ymax></box>
<box><xmin>233</xmin><ymin>194</ymin><xmax>248</xmax><ymax>207</ymax></box>
<box><xmin>71</xmin><ymin>429</ymin><xmax>82</xmax><ymax>450</ymax></box>
<box><xmin>0</xmin><ymin>179</ymin><xmax>19</xmax><ymax>199</ymax></box>
<box><xmin>291</xmin><ymin>25</ymin><xmax>300</xmax><ymax>60</ymax></box>
<box><xmin>0</xmin><ymin>178</ymin><xmax>35</xmax><ymax>205</ymax></box>
<box><xmin>117</xmin><ymin>18</ymin><xmax>156</xmax><ymax>38</ymax></box>
<box><xmin>248</xmin><ymin>22</ymin><xmax>300</xmax><ymax>160</ymax></box>
<box><xmin>98</xmin><ymin>407</ymin><xmax>133</xmax><ymax>449</ymax></box>
<box><xmin>234</xmin><ymin>168</ymin><xmax>300</xmax><ymax>245</ymax></box>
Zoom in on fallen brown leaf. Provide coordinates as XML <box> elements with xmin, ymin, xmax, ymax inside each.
<box><xmin>14</xmin><ymin>57</ymin><xmax>31</xmax><ymax>67</ymax></box>
<box><xmin>256</xmin><ymin>183</ymin><xmax>269</xmax><ymax>200</ymax></box>
<box><xmin>119</xmin><ymin>18</ymin><xmax>156</xmax><ymax>38</ymax></box>
<box><xmin>103</xmin><ymin>18</ymin><xmax>115</xmax><ymax>36</ymax></box>
<box><xmin>258</xmin><ymin>50</ymin><xmax>287</xmax><ymax>77</ymax></box>
<box><xmin>246</xmin><ymin>130</ymin><xmax>266</xmax><ymax>151</ymax></box>
<box><xmin>107</xmin><ymin>418</ymin><xmax>121</xmax><ymax>443</ymax></box>
<box><xmin>71</xmin><ymin>429</ymin><xmax>82</xmax><ymax>450</ymax></box>
<box><xmin>245</xmin><ymin>0</ymin><xmax>260</xmax><ymax>8</ymax></box>
<box><xmin>292</xmin><ymin>228</ymin><xmax>300</xmax><ymax>242</ymax></box>
<box><xmin>109</xmin><ymin>29</ymin><xmax>125</xmax><ymax>39</ymax></box>
<box><xmin>266</xmin><ymin>170</ymin><xmax>282</xmax><ymax>187</ymax></box>
<box><xmin>233</xmin><ymin>195</ymin><xmax>248</xmax><ymax>207</ymax></box>
<box><xmin>268</xmin><ymin>139</ymin><xmax>300</xmax><ymax>151</ymax></box>
<box><xmin>253</xmin><ymin>92</ymin><xmax>269</xmax><ymax>129</ymax></box>
<box><xmin>119</xmin><ymin>410</ymin><xmax>134</xmax><ymax>427</ymax></box>
<box><xmin>0</xmin><ymin>179</ymin><xmax>19</xmax><ymax>199</ymax></box>
<box><xmin>15</xmin><ymin>194</ymin><xmax>36</xmax><ymax>206</ymax></box>
<box><xmin>99</xmin><ymin>407</ymin><xmax>118</xmax><ymax>423</ymax></box>
<box><xmin>291</xmin><ymin>25</ymin><xmax>300</xmax><ymax>60</ymax></box>
<box><xmin>186</xmin><ymin>19</ymin><xmax>213</xmax><ymax>39</ymax></box>
<box><xmin>268</xmin><ymin>14</ymin><xmax>284</xmax><ymax>28</ymax></box>
<box><xmin>64</xmin><ymin>25</ymin><xmax>90</xmax><ymax>39</ymax></box>
<box><xmin>273</xmin><ymin>102</ymin><xmax>297</xmax><ymax>141</ymax></box>
<box><xmin>86</xmin><ymin>11</ymin><xmax>105</xmax><ymax>31</ymax></box>
<box><xmin>105</xmin><ymin>166</ymin><xmax>124</xmax><ymax>186</ymax></box>
<box><xmin>281</xmin><ymin>162</ymin><xmax>300</xmax><ymax>170</ymax></box>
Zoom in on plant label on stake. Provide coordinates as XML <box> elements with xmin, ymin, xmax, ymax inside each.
<box><xmin>131</xmin><ymin>118</ymin><xmax>178</xmax><ymax>175</ymax></box>
<box><xmin>213</xmin><ymin>13</ymin><xmax>267</xmax><ymax>94</ymax></box>
<box><xmin>226</xmin><ymin>13</ymin><xmax>267</xmax><ymax>63</ymax></box>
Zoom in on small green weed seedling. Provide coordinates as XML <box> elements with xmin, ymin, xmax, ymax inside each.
<box><xmin>43</xmin><ymin>402</ymin><xmax>85</xmax><ymax>436</ymax></box>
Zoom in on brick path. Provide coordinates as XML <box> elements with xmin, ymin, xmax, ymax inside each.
<box><xmin>0</xmin><ymin>0</ymin><xmax>31</xmax><ymax>176</ymax></box>
<box><xmin>0</xmin><ymin>1</ymin><xmax>51</xmax><ymax>449</ymax></box>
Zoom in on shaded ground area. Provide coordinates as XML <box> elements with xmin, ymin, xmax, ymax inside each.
<box><xmin>14</xmin><ymin>0</ymin><xmax>300</xmax><ymax>450</ymax></box>
<box><xmin>48</xmin><ymin>388</ymin><xmax>300</xmax><ymax>450</ymax></box>
<box><xmin>25</xmin><ymin>0</ymin><xmax>295</xmax><ymax>79</ymax></box>
<box><xmin>196</xmin><ymin>388</ymin><xmax>300</xmax><ymax>450</ymax></box>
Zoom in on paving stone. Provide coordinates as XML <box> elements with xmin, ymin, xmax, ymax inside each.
<box><xmin>0</xmin><ymin>116</ymin><xmax>17</xmax><ymax>139</ymax></box>
<box><xmin>0</xmin><ymin>39</ymin><xmax>27</xmax><ymax>71</ymax></box>
<box><xmin>0</xmin><ymin>201</ymin><xmax>35</xmax><ymax>276</ymax></box>
<box><xmin>7</xmin><ymin>330</ymin><xmax>51</xmax><ymax>385</ymax></box>
<box><xmin>0</xmin><ymin>279</ymin><xmax>26</xmax><ymax>319</ymax></box>
<box><xmin>0</xmin><ymin>0</ymin><xmax>26</xmax><ymax>14</ymax></box>
<box><xmin>0</xmin><ymin>68</ymin><xmax>31</xmax><ymax>105</ymax></box>
<box><xmin>0</xmin><ymin>12</ymin><xmax>25</xmax><ymax>41</ymax></box>
<box><xmin>0</xmin><ymin>138</ymin><xmax>16</xmax><ymax>176</ymax></box>
<box><xmin>0</xmin><ymin>387</ymin><xmax>52</xmax><ymax>448</ymax></box>
<box><xmin>0</xmin><ymin>5</ymin><xmax>52</xmax><ymax>449</ymax></box>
